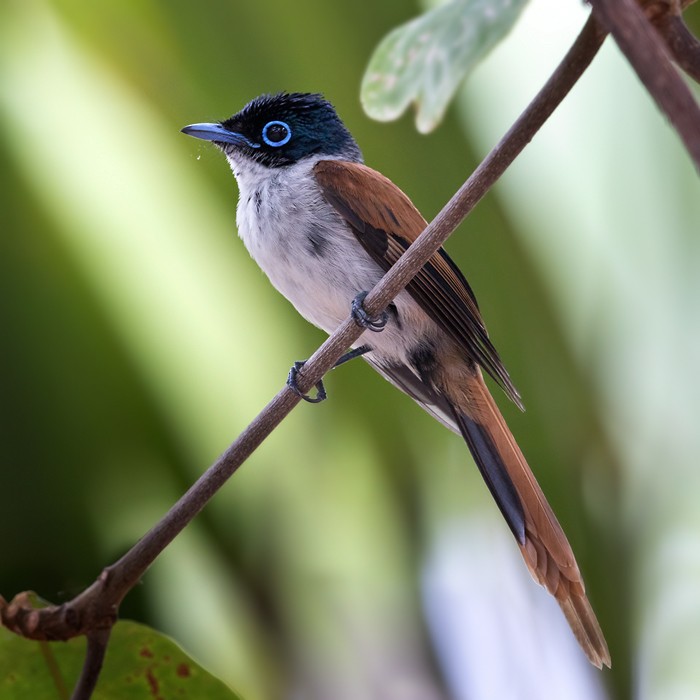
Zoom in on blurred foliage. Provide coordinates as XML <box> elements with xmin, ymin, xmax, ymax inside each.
<box><xmin>362</xmin><ymin>0</ymin><xmax>529</xmax><ymax>133</ymax></box>
<box><xmin>0</xmin><ymin>0</ymin><xmax>699</xmax><ymax>698</ymax></box>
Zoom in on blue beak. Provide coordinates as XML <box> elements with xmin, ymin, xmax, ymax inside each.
<box><xmin>181</xmin><ymin>122</ymin><xmax>260</xmax><ymax>148</ymax></box>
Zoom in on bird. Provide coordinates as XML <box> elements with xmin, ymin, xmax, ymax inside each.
<box><xmin>181</xmin><ymin>92</ymin><xmax>610</xmax><ymax>669</ymax></box>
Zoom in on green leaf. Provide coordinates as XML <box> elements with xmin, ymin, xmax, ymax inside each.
<box><xmin>0</xmin><ymin>620</ymin><xmax>243</xmax><ymax>699</ymax></box>
<box><xmin>361</xmin><ymin>0</ymin><xmax>529</xmax><ymax>133</ymax></box>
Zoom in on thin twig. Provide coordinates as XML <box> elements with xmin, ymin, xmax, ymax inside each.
<box><xmin>589</xmin><ymin>0</ymin><xmax>700</xmax><ymax>169</ymax></box>
<box><xmin>0</xmin><ymin>12</ymin><xmax>607</xmax><ymax>697</ymax></box>
<box><xmin>70</xmin><ymin>629</ymin><xmax>112</xmax><ymax>700</ymax></box>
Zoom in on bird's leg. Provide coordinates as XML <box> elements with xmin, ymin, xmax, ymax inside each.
<box><xmin>286</xmin><ymin>345</ymin><xmax>372</xmax><ymax>403</ymax></box>
<box><xmin>351</xmin><ymin>291</ymin><xmax>388</xmax><ymax>332</ymax></box>
<box><xmin>287</xmin><ymin>361</ymin><xmax>327</xmax><ymax>403</ymax></box>
<box><xmin>288</xmin><ymin>287</ymin><xmax>385</xmax><ymax>403</ymax></box>
<box><xmin>332</xmin><ymin>344</ymin><xmax>372</xmax><ymax>367</ymax></box>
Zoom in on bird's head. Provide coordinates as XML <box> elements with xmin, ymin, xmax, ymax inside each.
<box><xmin>182</xmin><ymin>92</ymin><xmax>362</xmax><ymax>169</ymax></box>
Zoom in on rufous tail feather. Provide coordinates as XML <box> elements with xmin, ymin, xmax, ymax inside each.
<box><xmin>448</xmin><ymin>371</ymin><xmax>610</xmax><ymax>668</ymax></box>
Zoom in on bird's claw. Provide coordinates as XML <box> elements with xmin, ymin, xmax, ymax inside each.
<box><xmin>287</xmin><ymin>361</ymin><xmax>327</xmax><ymax>403</ymax></box>
<box><xmin>351</xmin><ymin>292</ymin><xmax>388</xmax><ymax>332</ymax></box>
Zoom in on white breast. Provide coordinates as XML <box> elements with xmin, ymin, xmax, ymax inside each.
<box><xmin>227</xmin><ymin>154</ymin><xmax>436</xmax><ymax>364</ymax></box>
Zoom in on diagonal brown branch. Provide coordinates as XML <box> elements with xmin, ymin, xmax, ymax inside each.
<box><xmin>652</xmin><ymin>9</ymin><xmax>700</xmax><ymax>83</ymax></box>
<box><xmin>0</xmin><ymin>13</ymin><xmax>607</xmax><ymax>697</ymax></box>
<box><xmin>589</xmin><ymin>0</ymin><xmax>700</xmax><ymax>169</ymax></box>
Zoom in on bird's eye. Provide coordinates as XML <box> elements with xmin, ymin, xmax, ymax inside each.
<box><xmin>261</xmin><ymin>120</ymin><xmax>292</xmax><ymax>147</ymax></box>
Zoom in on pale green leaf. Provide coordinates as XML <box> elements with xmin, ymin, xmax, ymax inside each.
<box><xmin>361</xmin><ymin>0</ymin><xmax>529</xmax><ymax>133</ymax></box>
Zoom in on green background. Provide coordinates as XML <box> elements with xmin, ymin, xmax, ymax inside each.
<box><xmin>1</xmin><ymin>0</ymin><xmax>699</xmax><ymax>698</ymax></box>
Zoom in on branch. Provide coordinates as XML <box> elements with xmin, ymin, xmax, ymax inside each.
<box><xmin>71</xmin><ymin>629</ymin><xmax>112</xmax><ymax>700</ymax></box>
<box><xmin>661</xmin><ymin>14</ymin><xmax>700</xmax><ymax>82</ymax></box>
<box><xmin>645</xmin><ymin>0</ymin><xmax>700</xmax><ymax>83</ymax></box>
<box><xmin>0</xmin><ymin>12</ymin><xmax>606</xmax><ymax>696</ymax></box>
<box><xmin>589</xmin><ymin>0</ymin><xmax>700</xmax><ymax>169</ymax></box>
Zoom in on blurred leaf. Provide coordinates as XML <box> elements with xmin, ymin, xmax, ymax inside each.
<box><xmin>0</xmin><ymin>620</ymin><xmax>242</xmax><ymax>699</ymax></box>
<box><xmin>361</xmin><ymin>0</ymin><xmax>528</xmax><ymax>133</ymax></box>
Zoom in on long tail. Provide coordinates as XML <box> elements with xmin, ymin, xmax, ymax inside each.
<box><xmin>447</xmin><ymin>372</ymin><xmax>611</xmax><ymax>669</ymax></box>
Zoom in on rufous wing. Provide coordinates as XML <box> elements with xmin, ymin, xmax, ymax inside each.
<box><xmin>313</xmin><ymin>159</ymin><xmax>522</xmax><ymax>408</ymax></box>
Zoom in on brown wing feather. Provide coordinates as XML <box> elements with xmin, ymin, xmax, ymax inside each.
<box><xmin>313</xmin><ymin>159</ymin><xmax>522</xmax><ymax>408</ymax></box>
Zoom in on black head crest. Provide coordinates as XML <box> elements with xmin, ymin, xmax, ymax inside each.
<box><xmin>220</xmin><ymin>92</ymin><xmax>362</xmax><ymax>167</ymax></box>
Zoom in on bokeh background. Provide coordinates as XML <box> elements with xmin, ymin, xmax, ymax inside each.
<box><xmin>1</xmin><ymin>0</ymin><xmax>699</xmax><ymax>698</ymax></box>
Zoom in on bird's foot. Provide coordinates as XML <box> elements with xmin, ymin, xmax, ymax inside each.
<box><xmin>287</xmin><ymin>361</ymin><xmax>327</xmax><ymax>403</ymax></box>
<box><xmin>351</xmin><ymin>292</ymin><xmax>388</xmax><ymax>332</ymax></box>
<box><xmin>286</xmin><ymin>346</ymin><xmax>371</xmax><ymax>403</ymax></box>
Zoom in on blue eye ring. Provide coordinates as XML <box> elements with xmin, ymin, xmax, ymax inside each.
<box><xmin>261</xmin><ymin>120</ymin><xmax>292</xmax><ymax>147</ymax></box>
